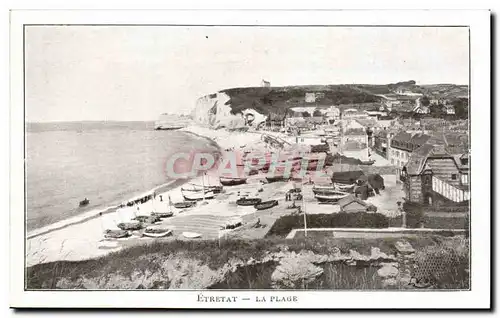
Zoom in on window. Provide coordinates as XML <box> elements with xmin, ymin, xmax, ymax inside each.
<box><xmin>461</xmin><ymin>158</ymin><xmax>469</xmax><ymax>166</ymax></box>
<box><xmin>451</xmin><ymin>174</ymin><xmax>458</xmax><ymax>180</ymax></box>
<box><xmin>461</xmin><ymin>174</ymin><xmax>469</xmax><ymax>185</ymax></box>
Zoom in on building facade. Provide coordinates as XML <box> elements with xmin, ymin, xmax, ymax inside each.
<box><xmin>403</xmin><ymin>144</ymin><xmax>469</xmax><ymax>207</ymax></box>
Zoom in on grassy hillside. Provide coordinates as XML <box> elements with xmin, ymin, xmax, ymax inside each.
<box><xmin>217</xmin><ymin>82</ymin><xmax>468</xmax><ymax>116</ymax></box>
<box><xmin>221</xmin><ymin>85</ymin><xmax>381</xmax><ymax>116</ymax></box>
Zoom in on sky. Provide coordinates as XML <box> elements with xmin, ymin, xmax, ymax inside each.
<box><xmin>25</xmin><ymin>26</ymin><xmax>469</xmax><ymax>122</ymax></box>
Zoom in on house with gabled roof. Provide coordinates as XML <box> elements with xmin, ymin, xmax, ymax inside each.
<box><xmin>338</xmin><ymin>194</ymin><xmax>377</xmax><ymax>213</ymax></box>
<box><xmin>388</xmin><ymin>131</ymin><xmax>432</xmax><ymax>180</ymax></box>
<box><xmin>402</xmin><ymin>143</ymin><xmax>469</xmax><ymax>207</ymax></box>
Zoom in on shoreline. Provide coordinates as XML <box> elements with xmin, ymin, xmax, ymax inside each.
<box><xmin>26</xmin><ymin>128</ymin><xmax>222</xmax><ymax>240</ymax></box>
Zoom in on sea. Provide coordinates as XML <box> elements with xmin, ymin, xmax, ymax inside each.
<box><xmin>25</xmin><ymin>121</ymin><xmax>219</xmax><ymax>232</ymax></box>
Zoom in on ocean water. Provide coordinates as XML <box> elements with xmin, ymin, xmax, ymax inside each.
<box><xmin>26</xmin><ymin>121</ymin><xmax>219</xmax><ymax>232</ymax></box>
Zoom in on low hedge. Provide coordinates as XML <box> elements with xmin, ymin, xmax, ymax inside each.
<box><xmin>267</xmin><ymin>212</ymin><xmax>390</xmax><ymax>237</ymax></box>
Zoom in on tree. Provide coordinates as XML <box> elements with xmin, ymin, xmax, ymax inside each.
<box><xmin>312</xmin><ymin>109</ymin><xmax>323</xmax><ymax>117</ymax></box>
<box><xmin>453</xmin><ymin>98</ymin><xmax>469</xmax><ymax>119</ymax></box>
<box><xmin>420</xmin><ymin>96</ymin><xmax>430</xmax><ymax>106</ymax></box>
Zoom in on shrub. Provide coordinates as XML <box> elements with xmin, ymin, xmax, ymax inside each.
<box><xmin>267</xmin><ymin>213</ymin><xmax>389</xmax><ymax>237</ymax></box>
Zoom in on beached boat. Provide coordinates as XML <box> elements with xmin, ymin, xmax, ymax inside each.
<box><xmin>236</xmin><ymin>197</ymin><xmax>262</xmax><ymax>206</ymax></box>
<box><xmin>151</xmin><ymin>211</ymin><xmax>174</xmax><ymax>218</ymax></box>
<box><xmin>181</xmin><ymin>184</ymin><xmax>223</xmax><ymax>194</ymax></box>
<box><xmin>173</xmin><ymin>201</ymin><xmax>196</xmax><ymax>209</ymax></box>
<box><xmin>334</xmin><ymin>183</ymin><xmax>356</xmax><ymax>192</ymax></box>
<box><xmin>313</xmin><ymin>184</ymin><xmax>354</xmax><ymax>195</ymax></box>
<box><xmin>154</xmin><ymin>125</ymin><xmax>184</xmax><ymax>130</ymax></box>
<box><xmin>133</xmin><ymin>215</ymin><xmax>162</xmax><ymax>223</ymax></box>
<box><xmin>219</xmin><ymin>176</ymin><xmax>247</xmax><ymax>186</ymax></box>
<box><xmin>143</xmin><ymin>227</ymin><xmax>173</xmax><ymax>238</ymax></box>
<box><xmin>312</xmin><ymin>185</ymin><xmax>336</xmax><ymax>195</ymax></box>
<box><xmin>117</xmin><ymin>221</ymin><xmax>143</xmax><ymax>231</ymax></box>
<box><xmin>314</xmin><ymin>191</ymin><xmax>350</xmax><ymax>203</ymax></box>
<box><xmin>103</xmin><ymin>229</ymin><xmax>130</xmax><ymax>239</ymax></box>
<box><xmin>254</xmin><ymin>200</ymin><xmax>279</xmax><ymax>210</ymax></box>
<box><xmin>182</xmin><ymin>231</ymin><xmax>202</xmax><ymax>238</ymax></box>
<box><xmin>359</xmin><ymin>160</ymin><xmax>375</xmax><ymax>166</ymax></box>
<box><xmin>265</xmin><ymin>175</ymin><xmax>289</xmax><ymax>183</ymax></box>
<box><xmin>79</xmin><ymin>198</ymin><xmax>89</xmax><ymax>207</ymax></box>
<box><xmin>182</xmin><ymin>190</ymin><xmax>215</xmax><ymax>201</ymax></box>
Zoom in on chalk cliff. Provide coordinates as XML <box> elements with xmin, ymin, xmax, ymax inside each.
<box><xmin>191</xmin><ymin>92</ymin><xmax>267</xmax><ymax>130</ymax></box>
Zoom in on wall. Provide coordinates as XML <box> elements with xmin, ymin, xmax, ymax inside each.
<box><xmin>407</xmin><ymin>176</ymin><xmax>422</xmax><ymax>203</ymax></box>
<box><xmin>426</xmin><ymin>158</ymin><xmax>462</xmax><ymax>187</ymax></box>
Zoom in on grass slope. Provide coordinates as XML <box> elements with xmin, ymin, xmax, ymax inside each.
<box><xmin>217</xmin><ymin>82</ymin><xmax>468</xmax><ymax>117</ymax></box>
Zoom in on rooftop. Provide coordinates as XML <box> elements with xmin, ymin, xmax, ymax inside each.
<box><xmin>338</xmin><ymin>194</ymin><xmax>369</xmax><ymax>208</ymax></box>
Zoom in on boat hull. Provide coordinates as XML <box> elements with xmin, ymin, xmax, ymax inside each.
<box><xmin>314</xmin><ymin>193</ymin><xmax>349</xmax><ymax>203</ymax></box>
<box><xmin>143</xmin><ymin>229</ymin><xmax>172</xmax><ymax>238</ymax></box>
<box><xmin>182</xmin><ymin>191</ymin><xmax>215</xmax><ymax>201</ymax></box>
<box><xmin>182</xmin><ymin>232</ymin><xmax>202</xmax><ymax>238</ymax></box>
<box><xmin>151</xmin><ymin>212</ymin><xmax>174</xmax><ymax>218</ymax></box>
<box><xmin>173</xmin><ymin>202</ymin><xmax>196</xmax><ymax>209</ymax></box>
<box><xmin>265</xmin><ymin>176</ymin><xmax>289</xmax><ymax>183</ymax></box>
<box><xmin>236</xmin><ymin>198</ymin><xmax>262</xmax><ymax>206</ymax></box>
<box><xmin>254</xmin><ymin>200</ymin><xmax>279</xmax><ymax>210</ymax></box>
<box><xmin>220</xmin><ymin>177</ymin><xmax>247</xmax><ymax>186</ymax></box>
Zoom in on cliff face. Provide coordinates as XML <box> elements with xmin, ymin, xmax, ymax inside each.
<box><xmin>189</xmin><ymin>83</ymin><xmax>468</xmax><ymax>129</ymax></box>
<box><xmin>191</xmin><ymin>92</ymin><xmax>267</xmax><ymax>129</ymax></box>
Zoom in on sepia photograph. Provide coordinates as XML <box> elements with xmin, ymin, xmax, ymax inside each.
<box><xmin>9</xmin><ymin>9</ymin><xmax>491</xmax><ymax>309</ymax></box>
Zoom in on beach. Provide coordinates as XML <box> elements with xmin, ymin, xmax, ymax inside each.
<box><xmin>26</xmin><ymin>124</ymin><xmax>403</xmax><ymax>267</ymax></box>
<box><xmin>26</xmin><ymin>125</ymin><xmax>271</xmax><ymax>266</ymax></box>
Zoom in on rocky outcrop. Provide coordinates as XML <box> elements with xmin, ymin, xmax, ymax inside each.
<box><xmin>271</xmin><ymin>258</ymin><xmax>323</xmax><ymax>289</ymax></box>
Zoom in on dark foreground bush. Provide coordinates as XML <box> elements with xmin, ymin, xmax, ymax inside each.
<box><xmin>267</xmin><ymin>212</ymin><xmax>389</xmax><ymax>237</ymax></box>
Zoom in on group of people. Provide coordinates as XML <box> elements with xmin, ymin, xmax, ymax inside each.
<box><xmin>285</xmin><ymin>191</ymin><xmax>302</xmax><ymax>201</ymax></box>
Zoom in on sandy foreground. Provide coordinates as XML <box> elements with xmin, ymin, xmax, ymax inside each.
<box><xmin>26</xmin><ymin>125</ymin><xmax>402</xmax><ymax>267</ymax></box>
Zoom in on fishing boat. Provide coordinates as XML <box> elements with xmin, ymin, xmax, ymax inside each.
<box><xmin>143</xmin><ymin>227</ymin><xmax>173</xmax><ymax>238</ymax></box>
<box><xmin>182</xmin><ymin>189</ymin><xmax>215</xmax><ymax>201</ymax></box>
<box><xmin>151</xmin><ymin>211</ymin><xmax>174</xmax><ymax>218</ymax></box>
<box><xmin>254</xmin><ymin>200</ymin><xmax>279</xmax><ymax>210</ymax></box>
<box><xmin>313</xmin><ymin>183</ymin><xmax>354</xmax><ymax>195</ymax></box>
<box><xmin>79</xmin><ymin>198</ymin><xmax>89</xmax><ymax>207</ymax></box>
<box><xmin>266</xmin><ymin>175</ymin><xmax>290</xmax><ymax>183</ymax></box>
<box><xmin>133</xmin><ymin>215</ymin><xmax>162</xmax><ymax>223</ymax></box>
<box><xmin>314</xmin><ymin>191</ymin><xmax>350</xmax><ymax>203</ymax></box>
<box><xmin>117</xmin><ymin>221</ymin><xmax>143</xmax><ymax>231</ymax></box>
<box><xmin>103</xmin><ymin>229</ymin><xmax>130</xmax><ymax>239</ymax></box>
<box><xmin>181</xmin><ymin>184</ymin><xmax>223</xmax><ymax>194</ymax></box>
<box><xmin>334</xmin><ymin>183</ymin><xmax>356</xmax><ymax>192</ymax></box>
<box><xmin>182</xmin><ymin>231</ymin><xmax>202</xmax><ymax>238</ymax></box>
<box><xmin>219</xmin><ymin>176</ymin><xmax>247</xmax><ymax>186</ymax></box>
<box><xmin>173</xmin><ymin>201</ymin><xmax>196</xmax><ymax>209</ymax></box>
<box><xmin>359</xmin><ymin>159</ymin><xmax>375</xmax><ymax>166</ymax></box>
<box><xmin>236</xmin><ymin>197</ymin><xmax>262</xmax><ymax>206</ymax></box>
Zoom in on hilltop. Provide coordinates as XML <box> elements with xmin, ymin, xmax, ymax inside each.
<box><xmin>220</xmin><ymin>81</ymin><xmax>468</xmax><ymax>116</ymax></box>
<box><xmin>189</xmin><ymin>81</ymin><xmax>468</xmax><ymax>129</ymax></box>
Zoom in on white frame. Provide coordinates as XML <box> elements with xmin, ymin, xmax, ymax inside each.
<box><xmin>9</xmin><ymin>9</ymin><xmax>490</xmax><ymax>309</ymax></box>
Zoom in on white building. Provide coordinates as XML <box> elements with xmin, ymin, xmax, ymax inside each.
<box><xmin>261</xmin><ymin>79</ymin><xmax>271</xmax><ymax>87</ymax></box>
<box><xmin>305</xmin><ymin>92</ymin><xmax>317</xmax><ymax>103</ymax></box>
